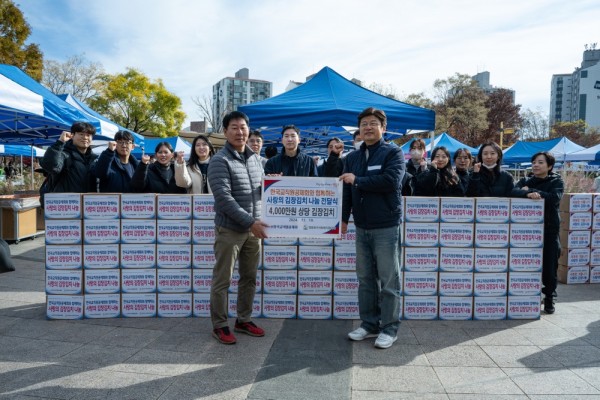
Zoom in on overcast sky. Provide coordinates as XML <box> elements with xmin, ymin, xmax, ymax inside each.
<box><xmin>18</xmin><ymin>0</ymin><xmax>600</xmax><ymax>127</ymax></box>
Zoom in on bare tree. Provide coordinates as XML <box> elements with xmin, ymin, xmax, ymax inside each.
<box><xmin>520</xmin><ymin>108</ymin><xmax>550</xmax><ymax>141</ymax></box>
<box><xmin>192</xmin><ymin>95</ymin><xmax>228</xmax><ymax>133</ymax></box>
<box><xmin>366</xmin><ymin>82</ymin><xmax>398</xmax><ymax>99</ymax></box>
<box><xmin>42</xmin><ymin>54</ymin><xmax>104</xmax><ymax>102</ymax></box>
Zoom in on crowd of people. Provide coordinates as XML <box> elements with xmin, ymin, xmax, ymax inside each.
<box><xmin>39</xmin><ymin>108</ymin><xmax>564</xmax><ymax>349</ymax></box>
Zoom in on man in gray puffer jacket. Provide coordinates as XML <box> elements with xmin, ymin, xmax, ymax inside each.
<box><xmin>207</xmin><ymin>111</ymin><xmax>268</xmax><ymax>345</ymax></box>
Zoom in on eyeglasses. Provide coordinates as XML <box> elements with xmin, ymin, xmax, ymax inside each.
<box><xmin>360</xmin><ymin>121</ymin><xmax>381</xmax><ymax>128</ymax></box>
<box><xmin>116</xmin><ymin>140</ymin><xmax>133</xmax><ymax>146</ymax></box>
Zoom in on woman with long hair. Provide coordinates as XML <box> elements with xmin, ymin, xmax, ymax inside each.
<box><xmin>467</xmin><ymin>141</ymin><xmax>514</xmax><ymax>197</ymax></box>
<box><xmin>453</xmin><ymin>148</ymin><xmax>473</xmax><ymax>192</ymax></box>
<box><xmin>175</xmin><ymin>135</ymin><xmax>215</xmax><ymax>193</ymax></box>
<box><xmin>415</xmin><ymin>146</ymin><xmax>464</xmax><ymax>196</ymax></box>
<box><xmin>511</xmin><ymin>151</ymin><xmax>564</xmax><ymax>314</ymax></box>
<box><xmin>130</xmin><ymin>141</ymin><xmax>186</xmax><ymax>194</ymax></box>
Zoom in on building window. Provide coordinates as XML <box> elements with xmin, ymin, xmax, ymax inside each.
<box><xmin>581</xmin><ymin>71</ymin><xmax>588</xmax><ymax>78</ymax></box>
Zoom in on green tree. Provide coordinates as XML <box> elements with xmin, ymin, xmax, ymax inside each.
<box><xmin>400</xmin><ymin>92</ymin><xmax>435</xmax><ymax>109</ymax></box>
<box><xmin>484</xmin><ymin>89</ymin><xmax>523</xmax><ymax>147</ymax></box>
<box><xmin>0</xmin><ymin>0</ymin><xmax>43</xmax><ymax>80</ymax></box>
<box><xmin>43</xmin><ymin>54</ymin><xmax>104</xmax><ymax>102</ymax></box>
<box><xmin>366</xmin><ymin>82</ymin><xmax>398</xmax><ymax>99</ymax></box>
<box><xmin>550</xmin><ymin>120</ymin><xmax>600</xmax><ymax>147</ymax></box>
<box><xmin>432</xmin><ymin>73</ymin><xmax>488</xmax><ymax>147</ymax></box>
<box><xmin>89</xmin><ymin>68</ymin><xmax>186</xmax><ymax>137</ymax></box>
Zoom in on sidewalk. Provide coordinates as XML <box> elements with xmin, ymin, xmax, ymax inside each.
<box><xmin>1</xmin><ymin>237</ymin><xmax>599</xmax><ymax>399</ymax></box>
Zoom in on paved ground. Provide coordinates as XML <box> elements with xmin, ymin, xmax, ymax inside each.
<box><xmin>1</xmin><ymin>237</ymin><xmax>600</xmax><ymax>399</ymax></box>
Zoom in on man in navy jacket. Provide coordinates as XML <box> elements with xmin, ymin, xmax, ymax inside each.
<box><xmin>93</xmin><ymin>130</ymin><xmax>139</xmax><ymax>193</ymax></box>
<box><xmin>340</xmin><ymin>107</ymin><xmax>405</xmax><ymax>349</ymax></box>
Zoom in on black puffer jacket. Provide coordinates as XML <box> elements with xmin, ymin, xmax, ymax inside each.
<box><xmin>467</xmin><ymin>168</ymin><xmax>514</xmax><ymax>197</ymax></box>
<box><xmin>130</xmin><ymin>162</ymin><xmax>186</xmax><ymax>194</ymax></box>
<box><xmin>40</xmin><ymin>139</ymin><xmax>98</xmax><ymax>193</ymax></box>
<box><xmin>93</xmin><ymin>149</ymin><xmax>139</xmax><ymax>193</ymax></box>
<box><xmin>511</xmin><ymin>172</ymin><xmax>564</xmax><ymax>234</ymax></box>
<box><xmin>265</xmin><ymin>149</ymin><xmax>317</xmax><ymax>177</ymax></box>
<box><xmin>415</xmin><ymin>167</ymin><xmax>465</xmax><ymax>197</ymax></box>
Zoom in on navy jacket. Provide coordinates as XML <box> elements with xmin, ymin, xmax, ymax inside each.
<box><xmin>264</xmin><ymin>149</ymin><xmax>317</xmax><ymax>177</ymax></box>
<box><xmin>342</xmin><ymin>139</ymin><xmax>405</xmax><ymax>230</ymax></box>
<box><xmin>467</xmin><ymin>168</ymin><xmax>514</xmax><ymax>197</ymax></box>
<box><xmin>93</xmin><ymin>149</ymin><xmax>139</xmax><ymax>193</ymax></box>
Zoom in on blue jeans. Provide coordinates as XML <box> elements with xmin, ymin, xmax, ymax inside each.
<box><xmin>355</xmin><ymin>225</ymin><xmax>402</xmax><ymax>336</ymax></box>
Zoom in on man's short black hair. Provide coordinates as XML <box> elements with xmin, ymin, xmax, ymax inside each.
<box><xmin>114</xmin><ymin>130</ymin><xmax>134</xmax><ymax>143</ymax></box>
<box><xmin>249</xmin><ymin>130</ymin><xmax>263</xmax><ymax>140</ymax></box>
<box><xmin>71</xmin><ymin>121</ymin><xmax>96</xmax><ymax>135</ymax></box>
<box><xmin>223</xmin><ymin>111</ymin><xmax>249</xmax><ymax>130</ymax></box>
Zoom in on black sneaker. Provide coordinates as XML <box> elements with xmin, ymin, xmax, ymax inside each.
<box><xmin>544</xmin><ymin>297</ymin><xmax>555</xmax><ymax>314</ymax></box>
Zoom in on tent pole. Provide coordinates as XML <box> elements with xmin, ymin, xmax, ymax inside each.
<box><xmin>30</xmin><ymin>145</ymin><xmax>34</xmax><ymax>191</ymax></box>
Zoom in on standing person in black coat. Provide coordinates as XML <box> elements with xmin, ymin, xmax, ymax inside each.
<box><xmin>467</xmin><ymin>141</ymin><xmax>514</xmax><ymax>197</ymax></box>
<box><xmin>511</xmin><ymin>152</ymin><xmax>564</xmax><ymax>314</ymax></box>
<box><xmin>415</xmin><ymin>146</ymin><xmax>464</xmax><ymax>197</ymax></box>
<box><xmin>403</xmin><ymin>138</ymin><xmax>429</xmax><ymax>196</ymax></box>
<box><xmin>264</xmin><ymin>125</ymin><xmax>317</xmax><ymax>177</ymax></box>
<box><xmin>93</xmin><ymin>130</ymin><xmax>139</xmax><ymax>193</ymax></box>
<box><xmin>130</xmin><ymin>142</ymin><xmax>186</xmax><ymax>194</ymax></box>
<box><xmin>318</xmin><ymin>137</ymin><xmax>345</xmax><ymax>177</ymax></box>
<box><xmin>41</xmin><ymin>122</ymin><xmax>98</xmax><ymax>194</ymax></box>
<box><xmin>453</xmin><ymin>148</ymin><xmax>473</xmax><ymax>193</ymax></box>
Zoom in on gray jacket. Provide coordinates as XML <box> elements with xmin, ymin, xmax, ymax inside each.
<box><xmin>207</xmin><ymin>142</ymin><xmax>263</xmax><ymax>232</ymax></box>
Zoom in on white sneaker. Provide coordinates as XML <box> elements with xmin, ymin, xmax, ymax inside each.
<box><xmin>374</xmin><ymin>333</ymin><xmax>397</xmax><ymax>349</ymax></box>
<box><xmin>348</xmin><ymin>327</ymin><xmax>378</xmax><ymax>341</ymax></box>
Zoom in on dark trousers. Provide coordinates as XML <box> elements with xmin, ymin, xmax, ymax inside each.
<box><xmin>542</xmin><ymin>232</ymin><xmax>560</xmax><ymax>298</ymax></box>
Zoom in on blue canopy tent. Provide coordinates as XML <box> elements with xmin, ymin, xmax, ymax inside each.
<box><xmin>238</xmin><ymin>66</ymin><xmax>435</xmax><ymax>154</ymax></box>
<box><xmin>0</xmin><ymin>144</ymin><xmax>45</xmax><ymax>157</ymax></box>
<box><xmin>503</xmin><ymin>138</ymin><xmax>585</xmax><ymax>165</ymax></box>
<box><xmin>94</xmin><ymin>136</ymin><xmax>192</xmax><ymax>158</ymax></box>
<box><xmin>401</xmin><ymin>132</ymin><xmax>479</xmax><ymax>158</ymax></box>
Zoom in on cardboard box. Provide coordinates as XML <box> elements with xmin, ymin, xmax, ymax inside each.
<box><xmin>262</xmin><ymin>270</ymin><xmax>298</xmax><ymax>294</ymax></box>
<box><xmin>193</xmin><ymin>293</ymin><xmax>210</xmax><ymax>317</ymax></box>
<box><xmin>333</xmin><ymin>246</ymin><xmax>356</xmax><ymax>271</ymax></box>
<box><xmin>45</xmin><ymin>245</ymin><xmax>82</xmax><ymax>270</ymax></box>
<box><xmin>156</xmin><ymin>194</ymin><xmax>192</xmax><ymax>219</ymax></box>
<box><xmin>44</xmin><ymin>193</ymin><xmax>81</xmax><ymax>219</ymax></box>
<box><xmin>82</xmin><ymin>194</ymin><xmax>120</xmax><ymax>219</ymax></box>
<box><xmin>120</xmin><ymin>219</ymin><xmax>156</xmax><ymax>244</ymax></box>
<box><xmin>46</xmin><ymin>295</ymin><xmax>84</xmax><ymax>319</ymax></box>
<box><xmin>507</xmin><ymin>295</ymin><xmax>541</xmax><ymax>319</ymax></box>
<box><xmin>333</xmin><ymin>271</ymin><xmax>360</xmax><ymax>296</ymax></box>
<box><xmin>475</xmin><ymin>198</ymin><xmax>510</xmax><ymax>223</ymax></box>
<box><xmin>439</xmin><ymin>247</ymin><xmax>474</xmax><ymax>272</ymax></box>
<box><xmin>156</xmin><ymin>244</ymin><xmax>192</xmax><ymax>269</ymax></box>
<box><xmin>157</xmin><ymin>269</ymin><xmax>192</xmax><ymax>293</ymax></box>
<box><xmin>591</xmin><ymin>248</ymin><xmax>600</xmax><ymax>266</ymax></box>
<box><xmin>83</xmin><ymin>219</ymin><xmax>120</xmax><ymax>245</ymax></box>
<box><xmin>263</xmin><ymin>237</ymin><xmax>299</xmax><ymax>246</ymax></box>
<box><xmin>438</xmin><ymin>272</ymin><xmax>474</xmax><ymax>296</ymax></box>
<box><xmin>121</xmin><ymin>269</ymin><xmax>157</xmax><ymax>293</ymax></box>
<box><xmin>590</xmin><ymin>266</ymin><xmax>600</xmax><ymax>283</ymax></box>
<box><xmin>510</xmin><ymin>198</ymin><xmax>544</xmax><ymax>223</ymax></box>
<box><xmin>473</xmin><ymin>273</ymin><xmax>508</xmax><ymax>296</ymax></box>
<box><xmin>83</xmin><ymin>244</ymin><xmax>119</xmax><ymax>269</ymax></box>
<box><xmin>560</xmin><ymin>212</ymin><xmax>593</xmax><ymax>231</ymax></box>
<box><xmin>558</xmin><ymin>248</ymin><xmax>590</xmax><ymax>267</ymax></box>
<box><xmin>508</xmin><ymin>272</ymin><xmax>542</xmax><ymax>296</ymax></box>
<box><xmin>262</xmin><ymin>245</ymin><xmax>298</xmax><ymax>270</ymax></box>
<box><xmin>120</xmin><ymin>193</ymin><xmax>156</xmax><ymax>219</ymax></box>
<box><xmin>404</xmin><ymin>247</ymin><xmax>439</xmax><ymax>272</ymax></box>
<box><xmin>509</xmin><ymin>224</ymin><xmax>544</xmax><ymax>248</ymax></box>
<box><xmin>192</xmin><ymin>220</ymin><xmax>216</xmax><ymax>245</ymax></box>
<box><xmin>157</xmin><ymin>293</ymin><xmax>192</xmax><ymax>317</ymax></box>
<box><xmin>297</xmin><ymin>270</ymin><xmax>333</xmax><ymax>295</ymax></box>
<box><xmin>335</xmin><ymin>223</ymin><xmax>356</xmax><ymax>247</ymax></box>
<box><xmin>45</xmin><ymin>219</ymin><xmax>82</xmax><ymax>245</ymax></box>
<box><xmin>438</xmin><ymin>296</ymin><xmax>473</xmax><ymax>320</ymax></box>
<box><xmin>593</xmin><ymin>212</ymin><xmax>600</xmax><ymax>230</ymax></box>
<box><xmin>560</xmin><ymin>230</ymin><xmax>592</xmax><ymax>249</ymax></box>
<box><xmin>560</xmin><ymin>194</ymin><xmax>592</xmax><ymax>212</ymax></box>
<box><xmin>474</xmin><ymin>224</ymin><xmax>509</xmax><ymax>248</ymax></box>
<box><xmin>473</xmin><ymin>296</ymin><xmax>507</xmax><ymax>320</ymax></box>
<box><xmin>298</xmin><ymin>237</ymin><xmax>334</xmax><ymax>246</ymax></box>
<box><xmin>593</xmin><ymin>230</ymin><xmax>600</xmax><ymax>249</ymax></box>
<box><xmin>84</xmin><ymin>269</ymin><xmax>120</xmax><ymax>294</ymax></box>
<box><xmin>192</xmin><ymin>269</ymin><xmax>213</xmax><ymax>293</ymax></box>
<box><xmin>440</xmin><ymin>197</ymin><xmax>475</xmax><ymax>223</ymax></box>
<box><xmin>84</xmin><ymin>293</ymin><xmax>120</xmax><ymax>318</ymax></box>
<box><xmin>404</xmin><ymin>222</ymin><xmax>439</xmax><ymax>247</ymax></box>
<box><xmin>474</xmin><ymin>248</ymin><xmax>508</xmax><ymax>273</ymax></box>
<box><xmin>558</xmin><ymin>265</ymin><xmax>589</xmax><ymax>284</ymax></box>
<box><xmin>403</xmin><ymin>272</ymin><xmax>438</xmax><ymax>296</ymax></box>
<box><xmin>262</xmin><ymin>294</ymin><xmax>297</xmax><ymax>318</ymax></box>
<box><xmin>509</xmin><ymin>248</ymin><xmax>543</xmax><ymax>272</ymax></box>
<box><xmin>227</xmin><ymin>294</ymin><xmax>262</xmax><ymax>318</ymax></box>
<box><xmin>121</xmin><ymin>293</ymin><xmax>157</xmax><ymax>317</ymax></box>
<box><xmin>403</xmin><ymin>296</ymin><xmax>438</xmax><ymax>320</ymax></box>
<box><xmin>404</xmin><ymin>197</ymin><xmax>440</xmax><ymax>222</ymax></box>
<box><xmin>332</xmin><ymin>295</ymin><xmax>360</xmax><ymax>319</ymax></box>
<box><xmin>192</xmin><ymin>245</ymin><xmax>216</xmax><ymax>269</ymax></box>
<box><xmin>45</xmin><ymin>270</ymin><xmax>83</xmax><ymax>295</ymax></box>
<box><xmin>120</xmin><ymin>244</ymin><xmax>156</xmax><ymax>269</ymax></box>
<box><xmin>439</xmin><ymin>223</ymin><xmax>474</xmax><ymax>247</ymax></box>
<box><xmin>594</xmin><ymin>194</ymin><xmax>600</xmax><ymax>213</ymax></box>
<box><xmin>193</xmin><ymin>194</ymin><xmax>215</xmax><ymax>219</ymax></box>
<box><xmin>297</xmin><ymin>295</ymin><xmax>333</xmax><ymax>319</ymax></box>
<box><xmin>298</xmin><ymin>246</ymin><xmax>333</xmax><ymax>270</ymax></box>
<box><xmin>157</xmin><ymin>220</ymin><xmax>192</xmax><ymax>244</ymax></box>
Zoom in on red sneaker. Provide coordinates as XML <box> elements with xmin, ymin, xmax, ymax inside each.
<box><xmin>212</xmin><ymin>326</ymin><xmax>236</xmax><ymax>344</ymax></box>
<box><xmin>234</xmin><ymin>320</ymin><xmax>265</xmax><ymax>337</ymax></box>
